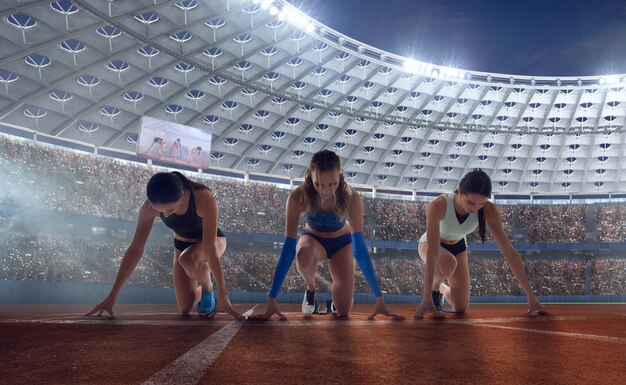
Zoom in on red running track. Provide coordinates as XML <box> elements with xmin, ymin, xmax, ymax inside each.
<box><xmin>1</xmin><ymin>303</ymin><xmax>624</xmax><ymax>385</ymax></box>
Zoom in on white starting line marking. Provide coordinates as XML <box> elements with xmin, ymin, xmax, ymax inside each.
<box><xmin>0</xmin><ymin>315</ymin><xmax>586</xmax><ymax>326</ymax></box>
<box><xmin>244</xmin><ymin>315</ymin><xmax>587</xmax><ymax>327</ymax></box>
<box><xmin>0</xmin><ymin>318</ymin><xmax>231</xmax><ymax>326</ymax></box>
<box><xmin>141</xmin><ymin>306</ymin><xmax>257</xmax><ymax>385</ymax></box>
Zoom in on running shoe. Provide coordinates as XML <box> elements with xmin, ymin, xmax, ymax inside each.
<box><xmin>301</xmin><ymin>289</ymin><xmax>316</xmax><ymax>315</ymax></box>
<box><xmin>432</xmin><ymin>290</ymin><xmax>444</xmax><ymax>312</ymax></box>
<box><xmin>198</xmin><ymin>290</ymin><xmax>216</xmax><ymax>315</ymax></box>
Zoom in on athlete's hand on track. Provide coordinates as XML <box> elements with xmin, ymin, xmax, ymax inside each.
<box><xmin>248</xmin><ymin>297</ymin><xmax>287</xmax><ymax>321</ymax></box>
<box><xmin>85</xmin><ymin>296</ymin><xmax>116</xmax><ymax>318</ymax></box>
<box><xmin>414</xmin><ymin>298</ymin><xmax>443</xmax><ymax>319</ymax></box>
<box><xmin>526</xmin><ymin>296</ymin><xmax>551</xmax><ymax>316</ymax></box>
<box><xmin>217</xmin><ymin>292</ymin><xmax>244</xmax><ymax>319</ymax></box>
<box><xmin>369</xmin><ymin>296</ymin><xmax>405</xmax><ymax>320</ymax></box>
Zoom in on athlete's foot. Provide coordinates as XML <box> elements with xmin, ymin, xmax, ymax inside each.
<box><xmin>431</xmin><ymin>290</ymin><xmax>444</xmax><ymax>312</ymax></box>
<box><xmin>301</xmin><ymin>289</ymin><xmax>316</xmax><ymax>315</ymax></box>
<box><xmin>439</xmin><ymin>283</ymin><xmax>452</xmax><ymax>306</ymax></box>
<box><xmin>198</xmin><ymin>290</ymin><xmax>216</xmax><ymax>316</ymax></box>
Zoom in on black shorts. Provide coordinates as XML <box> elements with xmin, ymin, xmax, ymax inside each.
<box><xmin>440</xmin><ymin>238</ymin><xmax>467</xmax><ymax>256</ymax></box>
<box><xmin>174</xmin><ymin>228</ymin><xmax>225</xmax><ymax>252</ymax></box>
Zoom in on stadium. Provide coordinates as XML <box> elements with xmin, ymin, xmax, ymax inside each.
<box><xmin>0</xmin><ymin>0</ymin><xmax>624</xmax><ymax>384</ymax></box>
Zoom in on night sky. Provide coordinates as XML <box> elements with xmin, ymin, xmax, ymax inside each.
<box><xmin>288</xmin><ymin>0</ymin><xmax>626</xmax><ymax>77</ymax></box>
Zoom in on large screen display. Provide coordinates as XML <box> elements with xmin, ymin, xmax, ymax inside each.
<box><xmin>137</xmin><ymin>116</ymin><xmax>212</xmax><ymax>169</ymax></box>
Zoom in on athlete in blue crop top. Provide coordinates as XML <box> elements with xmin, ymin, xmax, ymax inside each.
<box><xmin>250</xmin><ymin>150</ymin><xmax>404</xmax><ymax>321</ymax></box>
<box><xmin>415</xmin><ymin>170</ymin><xmax>549</xmax><ymax>319</ymax></box>
<box><xmin>87</xmin><ymin>171</ymin><xmax>242</xmax><ymax>320</ymax></box>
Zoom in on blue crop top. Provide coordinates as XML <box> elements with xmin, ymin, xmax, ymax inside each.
<box><xmin>303</xmin><ymin>210</ymin><xmax>347</xmax><ymax>232</ymax></box>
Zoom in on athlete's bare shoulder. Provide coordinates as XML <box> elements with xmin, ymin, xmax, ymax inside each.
<box><xmin>139</xmin><ymin>199</ymin><xmax>159</xmax><ymax>217</ymax></box>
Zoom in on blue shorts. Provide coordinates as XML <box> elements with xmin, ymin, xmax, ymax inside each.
<box><xmin>300</xmin><ymin>230</ymin><xmax>352</xmax><ymax>259</ymax></box>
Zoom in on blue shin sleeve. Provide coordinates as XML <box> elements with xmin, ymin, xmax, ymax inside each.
<box><xmin>268</xmin><ymin>237</ymin><xmax>298</xmax><ymax>298</ymax></box>
<box><xmin>351</xmin><ymin>232</ymin><xmax>383</xmax><ymax>297</ymax></box>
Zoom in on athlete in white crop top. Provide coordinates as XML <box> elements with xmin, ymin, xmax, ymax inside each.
<box><xmin>415</xmin><ymin>170</ymin><xmax>550</xmax><ymax>319</ymax></box>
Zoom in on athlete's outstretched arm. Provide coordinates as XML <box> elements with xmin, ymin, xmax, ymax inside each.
<box><xmin>415</xmin><ymin>196</ymin><xmax>446</xmax><ymax>319</ymax></box>
<box><xmin>86</xmin><ymin>200</ymin><xmax>156</xmax><ymax>317</ymax></box>
<box><xmin>348</xmin><ymin>190</ymin><xmax>404</xmax><ymax>320</ymax></box>
<box><xmin>249</xmin><ymin>190</ymin><xmax>301</xmax><ymax>320</ymax></box>
<box><xmin>198</xmin><ymin>191</ymin><xmax>242</xmax><ymax>319</ymax></box>
<box><xmin>485</xmin><ymin>202</ymin><xmax>550</xmax><ymax>315</ymax></box>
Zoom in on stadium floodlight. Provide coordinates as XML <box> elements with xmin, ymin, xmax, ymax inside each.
<box><xmin>403</xmin><ymin>59</ymin><xmax>423</xmax><ymax>73</ymax></box>
<box><xmin>440</xmin><ymin>66</ymin><xmax>462</xmax><ymax>79</ymax></box>
<box><xmin>405</xmin><ymin>60</ymin><xmax>432</xmax><ymax>75</ymax></box>
<box><xmin>269</xmin><ymin>6</ymin><xmax>278</xmax><ymax>15</ymax></box>
<box><xmin>599</xmin><ymin>75</ymin><xmax>621</xmax><ymax>85</ymax></box>
<box><xmin>287</xmin><ymin>8</ymin><xmax>309</xmax><ymax>28</ymax></box>
<box><xmin>280</xmin><ymin>6</ymin><xmax>293</xmax><ymax>19</ymax></box>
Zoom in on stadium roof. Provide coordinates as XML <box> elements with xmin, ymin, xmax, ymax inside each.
<box><xmin>0</xmin><ymin>0</ymin><xmax>624</xmax><ymax>193</ymax></box>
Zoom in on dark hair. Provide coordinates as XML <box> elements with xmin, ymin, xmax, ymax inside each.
<box><xmin>297</xmin><ymin>149</ymin><xmax>352</xmax><ymax>216</ymax></box>
<box><xmin>146</xmin><ymin>171</ymin><xmax>208</xmax><ymax>204</ymax></box>
<box><xmin>457</xmin><ymin>169</ymin><xmax>492</xmax><ymax>243</ymax></box>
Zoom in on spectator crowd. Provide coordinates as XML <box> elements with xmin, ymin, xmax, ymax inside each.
<box><xmin>1</xmin><ymin>134</ymin><xmax>625</xmax><ymax>297</ymax></box>
<box><xmin>2</xmin><ymin>233</ymin><xmax>623</xmax><ymax>296</ymax></box>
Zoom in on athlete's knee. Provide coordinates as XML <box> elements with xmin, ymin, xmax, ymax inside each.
<box><xmin>437</xmin><ymin>256</ymin><xmax>457</xmax><ymax>278</ymax></box>
<box><xmin>178</xmin><ymin>251</ymin><xmax>204</xmax><ymax>275</ymax></box>
<box><xmin>215</xmin><ymin>237</ymin><xmax>227</xmax><ymax>256</ymax></box>
<box><xmin>453</xmin><ymin>302</ymin><xmax>469</xmax><ymax>313</ymax></box>
<box><xmin>333</xmin><ymin>301</ymin><xmax>352</xmax><ymax>316</ymax></box>
<box><xmin>178</xmin><ymin>301</ymin><xmax>193</xmax><ymax>314</ymax></box>
<box><xmin>176</xmin><ymin>293</ymin><xmax>196</xmax><ymax>315</ymax></box>
<box><xmin>331</xmin><ymin>293</ymin><xmax>353</xmax><ymax>315</ymax></box>
<box><xmin>177</xmin><ymin>251</ymin><xmax>194</xmax><ymax>271</ymax></box>
<box><xmin>178</xmin><ymin>303</ymin><xmax>194</xmax><ymax>315</ymax></box>
<box><xmin>296</xmin><ymin>247</ymin><xmax>317</xmax><ymax>270</ymax></box>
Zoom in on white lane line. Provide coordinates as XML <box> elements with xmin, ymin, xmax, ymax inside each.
<box><xmin>245</xmin><ymin>315</ymin><xmax>587</xmax><ymax>327</ymax></box>
<box><xmin>0</xmin><ymin>319</ymin><xmax>231</xmax><ymax>326</ymax></box>
<box><xmin>0</xmin><ymin>315</ymin><xmax>585</xmax><ymax>327</ymax></box>
<box><xmin>141</xmin><ymin>306</ymin><xmax>257</xmax><ymax>385</ymax></box>
<box><xmin>0</xmin><ymin>313</ymin><xmax>75</xmax><ymax>317</ymax></box>
<box><xmin>107</xmin><ymin>312</ymin><xmax>187</xmax><ymax>316</ymax></box>
<box><xmin>449</xmin><ymin>315</ymin><xmax>587</xmax><ymax>324</ymax></box>
<box><xmin>278</xmin><ymin>313</ymin><xmax>586</xmax><ymax>323</ymax></box>
<box><xmin>459</xmin><ymin>323</ymin><xmax>626</xmax><ymax>344</ymax></box>
<box><xmin>0</xmin><ymin>310</ymin><xmax>216</xmax><ymax>318</ymax></box>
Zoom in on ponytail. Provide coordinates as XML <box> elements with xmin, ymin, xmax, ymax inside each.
<box><xmin>478</xmin><ymin>208</ymin><xmax>486</xmax><ymax>243</ymax></box>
